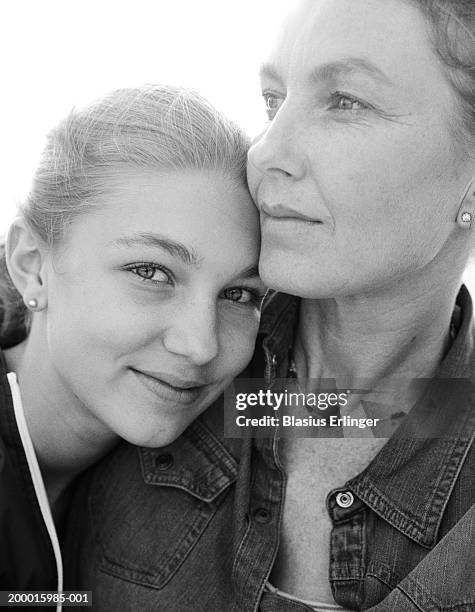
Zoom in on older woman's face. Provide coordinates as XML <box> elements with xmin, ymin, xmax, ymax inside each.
<box><xmin>248</xmin><ymin>0</ymin><xmax>473</xmax><ymax>297</ymax></box>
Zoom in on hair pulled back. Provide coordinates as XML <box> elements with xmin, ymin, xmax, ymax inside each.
<box><xmin>0</xmin><ymin>85</ymin><xmax>250</xmax><ymax>343</ymax></box>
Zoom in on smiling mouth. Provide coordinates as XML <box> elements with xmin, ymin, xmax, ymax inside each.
<box><xmin>131</xmin><ymin>369</ymin><xmax>208</xmax><ymax>405</ymax></box>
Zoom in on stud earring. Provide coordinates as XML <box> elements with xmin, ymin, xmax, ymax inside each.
<box><xmin>26</xmin><ymin>298</ymin><xmax>39</xmax><ymax>310</ymax></box>
<box><xmin>457</xmin><ymin>210</ymin><xmax>473</xmax><ymax>229</ymax></box>
<box><xmin>456</xmin><ymin>179</ymin><xmax>475</xmax><ymax>229</ymax></box>
<box><xmin>460</xmin><ymin>210</ymin><xmax>472</xmax><ymax>224</ymax></box>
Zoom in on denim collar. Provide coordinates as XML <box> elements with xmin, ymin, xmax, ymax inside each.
<box><xmin>259</xmin><ymin>285</ymin><xmax>475</xmax><ymax>549</ymax></box>
<box><xmin>138</xmin><ymin>406</ymin><xmax>239</xmax><ymax>502</ymax></box>
<box><xmin>257</xmin><ymin>291</ymin><xmax>299</xmax><ymax>386</ymax></box>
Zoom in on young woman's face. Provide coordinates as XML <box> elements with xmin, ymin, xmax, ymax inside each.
<box><xmin>247</xmin><ymin>0</ymin><xmax>474</xmax><ymax>298</ymax></box>
<box><xmin>43</xmin><ymin>169</ymin><xmax>265</xmax><ymax>446</ymax></box>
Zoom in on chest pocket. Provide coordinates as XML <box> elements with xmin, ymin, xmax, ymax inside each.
<box><xmin>89</xmin><ymin>421</ymin><xmax>238</xmax><ymax>590</ymax></box>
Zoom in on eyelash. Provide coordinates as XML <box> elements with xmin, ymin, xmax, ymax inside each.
<box><xmin>123</xmin><ymin>262</ymin><xmax>173</xmax><ymax>286</ymax></box>
<box><xmin>327</xmin><ymin>91</ymin><xmax>372</xmax><ymax>112</ymax></box>
<box><xmin>123</xmin><ymin>262</ymin><xmax>266</xmax><ymax>309</ymax></box>
<box><xmin>262</xmin><ymin>91</ymin><xmax>284</xmax><ymax>120</ymax></box>
<box><xmin>221</xmin><ymin>287</ymin><xmax>267</xmax><ymax>309</ymax></box>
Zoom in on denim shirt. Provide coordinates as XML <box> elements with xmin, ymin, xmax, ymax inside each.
<box><xmin>66</xmin><ymin>287</ymin><xmax>475</xmax><ymax>611</ymax></box>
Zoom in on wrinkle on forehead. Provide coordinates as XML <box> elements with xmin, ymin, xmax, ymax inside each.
<box><xmin>265</xmin><ymin>0</ymin><xmax>453</xmax><ymax>105</ymax></box>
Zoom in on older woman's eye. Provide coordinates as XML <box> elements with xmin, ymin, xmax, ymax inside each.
<box><xmin>262</xmin><ymin>91</ymin><xmax>284</xmax><ymax>119</ymax></box>
<box><xmin>329</xmin><ymin>92</ymin><xmax>370</xmax><ymax>112</ymax></box>
<box><xmin>125</xmin><ymin>263</ymin><xmax>172</xmax><ymax>285</ymax></box>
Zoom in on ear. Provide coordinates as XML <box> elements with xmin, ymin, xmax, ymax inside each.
<box><xmin>5</xmin><ymin>219</ymin><xmax>48</xmax><ymax>311</ymax></box>
<box><xmin>456</xmin><ymin>176</ymin><xmax>475</xmax><ymax>229</ymax></box>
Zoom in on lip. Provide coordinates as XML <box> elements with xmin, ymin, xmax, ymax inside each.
<box><xmin>131</xmin><ymin>368</ymin><xmax>209</xmax><ymax>405</ymax></box>
<box><xmin>260</xmin><ymin>203</ymin><xmax>322</xmax><ymax>224</ymax></box>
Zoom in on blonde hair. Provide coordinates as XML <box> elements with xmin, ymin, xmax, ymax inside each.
<box><xmin>0</xmin><ymin>84</ymin><xmax>250</xmax><ymax>342</ymax></box>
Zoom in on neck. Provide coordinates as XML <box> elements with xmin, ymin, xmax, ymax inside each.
<box><xmin>4</xmin><ymin>325</ymin><xmax>118</xmax><ymax>501</ymax></box>
<box><xmin>295</xmin><ymin>270</ymin><xmax>463</xmax><ymax>392</ymax></box>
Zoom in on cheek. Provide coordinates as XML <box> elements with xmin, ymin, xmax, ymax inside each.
<box><xmin>246</xmin><ymin>162</ymin><xmax>262</xmax><ymax>204</ymax></box>
<box><xmin>216</xmin><ymin>314</ymin><xmax>260</xmax><ymax>376</ymax></box>
<box><xmin>315</xmin><ymin>123</ymin><xmax>456</xmax><ymax>215</ymax></box>
<box><xmin>310</xmin><ymin>128</ymin><xmax>460</xmax><ymax>263</ymax></box>
<box><xmin>45</xmin><ymin>275</ymin><xmax>159</xmax><ymax>368</ymax></box>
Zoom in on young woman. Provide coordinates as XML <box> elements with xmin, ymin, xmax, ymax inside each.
<box><xmin>69</xmin><ymin>1</ymin><xmax>474</xmax><ymax>610</ymax></box>
<box><xmin>0</xmin><ymin>85</ymin><xmax>266</xmax><ymax>601</ymax></box>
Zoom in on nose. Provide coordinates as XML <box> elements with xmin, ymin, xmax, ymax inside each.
<box><xmin>163</xmin><ymin>301</ymin><xmax>219</xmax><ymax>367</ymax></box>
<box><xmin>248</xmin><ymin>104</ymin><xmax>305</xmax><ymax>181</ymax></box>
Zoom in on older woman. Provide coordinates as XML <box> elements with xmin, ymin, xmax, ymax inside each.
<box><xmin>245</xmin><ymin>0</ymin><xmax>475</xmax><ymax>609</ymax></box>
<box><xmin>69</xmin><ymin>1</ymin><xmax>474</xmax><ymax>610</ymax></box>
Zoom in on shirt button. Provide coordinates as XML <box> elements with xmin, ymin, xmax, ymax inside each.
<box><xmin>155</xmin><ymin>453</ymin><xmax>174</xmax><ymax>471</ymax></box>
<box><xmin>253</xmin><ymin>508</ymin><xmax>271</xmax><ymax>524</ymax></box>
<box><xmin>336</xmin><ymin>491</ymin><xmax>354</xmax><ymax>509</ymax></box>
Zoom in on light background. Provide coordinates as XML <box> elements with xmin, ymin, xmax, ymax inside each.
<box><xmin>1</xmin><ymin>0</ymin><xmax>292</xmax><ymax>229</ymax></box>
<box><xmin>2</xmin><ymin>0</ymin><xmax>474</xmax><ymax>287</ymax></box>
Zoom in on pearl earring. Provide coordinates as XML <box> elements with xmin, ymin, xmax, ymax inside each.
<box><xmin>26</xmin><ymin>298</ymin><xmax>39</xmax><ymax>309</ymax></box>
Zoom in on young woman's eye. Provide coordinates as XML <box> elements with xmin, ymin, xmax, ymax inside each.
<box><xmin>328</xmin><ymin>92</ymin><xmax>370</xmax><ymax>112</ymax></box>
<box><xmin>262</xmin><ymin>91</ymin><xmax>284</xmax><ymax>119</ymax></box>
<box><xmin>125</xmin><ymin>263</ymin><xmax>172</xmax><ymax>285</ymax></box>
<box><xmin>222</xmin><ymin>287</ymin><xmax>265</xmax><ymax>307</ymax></box>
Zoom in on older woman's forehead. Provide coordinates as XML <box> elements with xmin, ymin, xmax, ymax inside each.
<box><xmin>266</xmin><ymin>0</ymin><xmax>446</xmax><ymax>88</ymax></box>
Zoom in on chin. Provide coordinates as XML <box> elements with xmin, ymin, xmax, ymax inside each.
<box><xmin>111</xmin><ymin>412</ymin><xmax>192</xmax><ymax>448</ymax></box>
<box><xmin>122</xmin><ymin>425</ymin><xmax>185</xmax><ymax>449</ymax></box>
<box><xmin>259</xmin><ymin>251</ymin><xmax>334</xmax><ymax>299</ymax></box>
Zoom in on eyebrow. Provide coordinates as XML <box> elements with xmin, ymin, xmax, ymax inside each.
<box><xmin>259</xmin><ymin>62</ymin><xmax>283</xmax><ymax>83</ymax></box>
<box><xmin>260</xmin><ymin>57</ymin><xmax>392</xmax><ymax>86</ymax></box>
<box><xmin>235</xmin><ymin>265</ymin><xmax>260</xmax><ymax>280</ymax></box>
<box><xmin>312</xmin><ymin>58</ymin><xmax>392</xmax><ymax>85</ymax></box>
<box><xmin>113</xmin><ymin>233</ymin><xmax>202</xmax><ymax>267</ymax></box>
